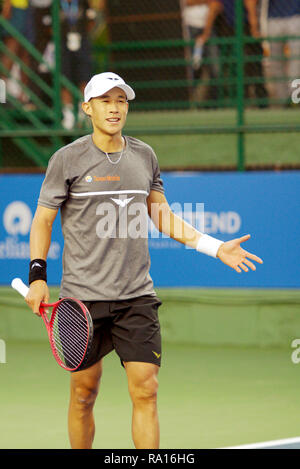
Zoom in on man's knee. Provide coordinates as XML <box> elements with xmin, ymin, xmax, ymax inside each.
<box><xmin>70</xmin><ymin>361</ymin><xmax>102</xmax><ymax>412</ymax></box>
<box><xmin>71</xmin><ymin>382</ymin><xmax>99</xmax><ymax>413</ymax></box>
<box><xmin>128</xmin><ymin>371</ymin><xmax>159</xmax><ymax>405</ymax></box>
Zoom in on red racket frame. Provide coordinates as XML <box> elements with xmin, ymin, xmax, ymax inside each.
<box><xmin>39</xmin><ymin>298</ymin><xmax>93</xmax><ymax>371</ymax></box>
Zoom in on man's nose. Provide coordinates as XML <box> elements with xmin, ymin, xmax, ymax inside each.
<box><xmin>109</xmin><ymin>101</ymin><xmax>119</xmax><ymax>112</ymax></box>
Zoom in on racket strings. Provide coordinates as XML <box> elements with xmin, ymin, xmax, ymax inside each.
<box><xmin>52</xmin><ymin>325</ymin><xmax>85</xmax><ymax>364</ymax></box>
<box><xmin>51</xmin><ymin>300</ymin><xmax>89</xmax><ymax>368</ymax></box>
<box><xmin>52</xmin><ymin>304</ymin><xmax>88</xmax><ymax>367</ymax></box>
<box><xmin>52</xmin><ymin>321</ymin><xmax>86</xmax><ymax>352</ymax></box>
<box><xmin>53</xmin><ymin>302</ymin><xmax>88</xmax><ymax>342</ymax></box>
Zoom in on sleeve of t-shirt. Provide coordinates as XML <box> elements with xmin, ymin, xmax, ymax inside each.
<box><xmin>38</xmin><ymin>150</ymin><xmax>69</xmax><ymax>209</ymax></box>
<box><xmin>150</xmin><ymin>148</ymin><xmax>164</xmax><ymax>194</ymax></box>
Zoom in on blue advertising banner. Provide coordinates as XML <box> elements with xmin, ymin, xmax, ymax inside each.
<box><xmin>0</xmin><ymin>175</ymin><xmax>63</xmax><ymax>286</ymax></box>
<box><xmin>0</xmin><ymin>172</ymin><xmax>299</xmax><ymax>288</ymax></box>
<box><xmin>149</xmin><ymin>171</ymin><xmax>300</xmax><ymax>288</ymax></box>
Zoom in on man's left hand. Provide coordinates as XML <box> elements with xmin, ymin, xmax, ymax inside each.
<box><xmin>217</xmin><ymin>234</ymin><xmax>263</xmax><ymax>273</ymax></box>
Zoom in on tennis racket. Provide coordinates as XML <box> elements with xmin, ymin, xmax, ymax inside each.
<box><xmin>11</xmin><ymin>278</ymin><xmax>93</xmax><ymax>372</ymax></box>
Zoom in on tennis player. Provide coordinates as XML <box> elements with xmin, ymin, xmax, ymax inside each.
<box><xmin>26</xmin><ymin>72</ymin><xmax>263</xmax><ymax>449</ymax></box>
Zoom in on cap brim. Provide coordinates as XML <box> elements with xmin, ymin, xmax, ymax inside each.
<box><xmin>85</xmin><ymin>83</ymin><xmax>135</xmax><ymax>102</ymax></box>
<box><xmin>117</xmin><ymin>84</ymin><xmax>135</xmax><ymax>101</ymax></box>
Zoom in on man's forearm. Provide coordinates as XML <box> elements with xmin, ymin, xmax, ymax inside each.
<box><xmin>30</xmin><ymin>214</ymin><xmax>53</xmax><ymax>261</ymax></box>
<box><xmin>200</xmin><ymin>1</ymin><xmax>223</xmax><ymax>43</ymax></box>
<box><xmin>2</xmin><ymin>0</ymin><xmax>12</xmax><ymax>18</ymax></box>
<box><xmin>151</xmin><ymin>203</ymin><xmax>201</xmax><ymax>249</ymax></box>
<box><xmin>150</xmin><ymin>202</ymin><xmax>223</xmax><ymax>257</ymax></box>
<box><xmin>244</xmin><ymin>0</ymin><xmax>259</xmax><ymax>36</ymax></box>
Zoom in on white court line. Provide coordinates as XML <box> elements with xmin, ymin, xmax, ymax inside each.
<box><xmin>221</xmin><ymin>436</ymin><xmax>300</xmax><ymax>449</ymax></box>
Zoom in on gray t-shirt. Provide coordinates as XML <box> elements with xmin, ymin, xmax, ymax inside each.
<box><xmin>38</xmin><ymin>134</ymin><xmax>164</xmax><ymax>301</ymax></box>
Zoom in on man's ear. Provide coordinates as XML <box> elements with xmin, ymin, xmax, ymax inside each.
<box><xmin>82</xmin><ymin>101</ymin><xmax>92</xmax><ymax>117</ymax></box>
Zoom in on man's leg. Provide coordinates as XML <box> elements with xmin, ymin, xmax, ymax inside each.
<box><xmin>124</xmin><ymin>361</ymin><xmax>160</xmax><ymax>449</ymax></box>
<box><xmin>287</xmin><ymin>16</ymin><xmax>300</xmax><ymax>98</ymax></box>
<box><xmin>68</xmin><ymin>359</ymin><xmax>103</xmax><ymax>449</ymax></box>
<box><xmin>1</xmin><ymin>37</ymin><xmax>19</xmax><ymax>78</ymax></box>
<box><xmin>268</xmin><ymin>18</ymin><xmax>287</xmax><ymax>102</ymax></box>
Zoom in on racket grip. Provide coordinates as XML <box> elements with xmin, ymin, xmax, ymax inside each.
<box><xmin>11</xmin><ymin>278</ymin><xmax>29</xmax><ymax>298</ymax></box>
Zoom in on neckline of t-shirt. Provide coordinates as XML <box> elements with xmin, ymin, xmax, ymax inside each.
<box><xmin>90</xmin><ymin>134</ymin><xmax>129</xmax><ymax>157</ymax></box>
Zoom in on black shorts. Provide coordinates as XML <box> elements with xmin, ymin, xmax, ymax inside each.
<box><xmin>74</xmin><ymin>295</ymin><xmax>162</xmax><ymax>372</ymax></box>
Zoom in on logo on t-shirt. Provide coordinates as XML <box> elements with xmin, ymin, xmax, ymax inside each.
<box><xmin>85</xmin><ymin>175</ymin><xmax>121</xmax><ymax>182</ymax></box>
<box><xmin>110</xmin><ymin>196</ymin><xmax>134</xmax><ymax>207</ymax></box>
<box><xmin>94</xmin><ymin>176</ymin><xmax>120</xmax><ymax>182</ymax></box>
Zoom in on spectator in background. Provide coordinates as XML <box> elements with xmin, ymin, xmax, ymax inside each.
<box><xmin>266</xmin><ymin>0</ymin><xmax>300</xmax><ymax>105</ymax></box>
<box><xmin>60</xmin><ymin>0</ymin><xmax>97</xmax><ymax>129</ymax></box>
<box><xmin>28</xmin><ymin>1</ymin><xmax>53</xmax><ymax>59</ymax></box>
<box><xmin>1</xmin><ymin>0</ymin><xmax>31</xmax><ymax>104</ymax></box>
<box><xmin>199</xmin><ymin>0</ymin><xmax>269</xmax><ymax>106</ymax></box>
<box><xmin>182</xmin><ymin>0</ymin><xmax>218</xmax><ymax>105</ymax></box>
<box><xmin>28</xmin><ymin>1</ymin><xmax>53</xmax><ymax>106</ymax></box>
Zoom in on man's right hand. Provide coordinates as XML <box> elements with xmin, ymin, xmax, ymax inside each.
<box><xmin>25</xmin><ymin>280</ymin><xmax>50</xmax><ymax>316</ymax></box>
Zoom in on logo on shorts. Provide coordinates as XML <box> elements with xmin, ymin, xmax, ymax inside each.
<box><xmin>152</xmin><ymin>351</ymin><xmax>161</xmax><ymax>359</ymax></box>
<box><xmin>85</xmin><ymin>175</ymin><xmax>93</xmax><ymax>183</ymax></box>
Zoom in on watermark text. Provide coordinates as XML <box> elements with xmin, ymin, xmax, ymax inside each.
<box><xmin>291</xmin><ymin>339</ymin><xmax>300</xmax><ymax>364</ymax></box>
<box><xmin>0</xmin><ymin>79</ymin><xmax>6</xmax><ymax>104</ymax></box>
<box><xmin>0</xmin><ymin>339</ymin><xmax>6</xmax><ymax>364</ymax></box>
<box><xmin>291</xmin><ymin>79</ymin><xmax>300</xmax><ymax>104</ymax></box>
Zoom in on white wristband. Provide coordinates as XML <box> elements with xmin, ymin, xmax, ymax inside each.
<box><xmin>196</xmin><ymin>234</ymin><xmax>224</xmax><ymax>258</ymax></box>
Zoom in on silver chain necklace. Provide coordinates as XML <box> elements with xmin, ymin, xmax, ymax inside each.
<box><xmin>105</xmin><ymin>138</ymin><xmax>125</xmax><ymax>165</ymax></box>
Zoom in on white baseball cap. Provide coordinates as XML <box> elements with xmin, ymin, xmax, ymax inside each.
<box><xmin>84</xmin><ymin>72</ymin><xmax>135</xmax><ymax>102</ymax></box>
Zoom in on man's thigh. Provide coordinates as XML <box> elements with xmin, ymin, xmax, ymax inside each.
<box><xmin>111</xmin><ymin>296</ymin><xmax>162</xmax><ymax>368</ymax></box>
<box><xmin>70</xmin><ymin>359</ymin><xmax>103</xmax><ymax>393</ymax></box>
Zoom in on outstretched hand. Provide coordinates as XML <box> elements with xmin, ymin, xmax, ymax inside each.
<box><xmin>217</xmin><ymin>234</ymin><xmax>263</xmax><ymax>273</ymax></box>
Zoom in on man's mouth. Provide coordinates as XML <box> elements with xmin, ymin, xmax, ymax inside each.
<box><xmin>106</xmin><ymin>118</ymin><xmax>121</xmax><ymax>123</ymax></box>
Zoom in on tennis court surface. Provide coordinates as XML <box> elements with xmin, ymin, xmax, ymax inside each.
<box><xmin>1</xmin><ymin>287</ymin><xmax>300</xmax><ymax>449</ymax></box>
<box><xmin>223</xmin><ymin>437</ymin><xmax>300</xmax><ymax>449</ymax></box>
<box><xmin>0</xmin><ymin>341</ymin><xmax>299</xmax><ymax>449</ymax></box>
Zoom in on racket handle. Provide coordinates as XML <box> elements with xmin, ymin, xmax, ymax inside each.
<box><xmin>11</xmin><ymin>278</ymin><xmax>29</xmax><ymax>298</ymax></box>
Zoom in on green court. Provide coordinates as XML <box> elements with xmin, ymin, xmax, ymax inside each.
<box><xmin>1</xmin><ymin>287</ymin><xmax>300</xmax><ymax>449</ymax></box>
